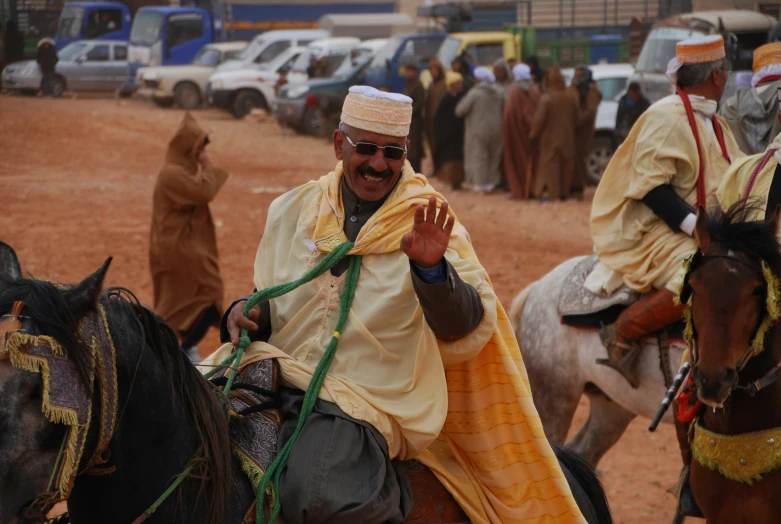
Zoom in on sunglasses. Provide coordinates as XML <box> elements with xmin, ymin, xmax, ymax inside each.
<box><xmin>343</xmin><ymin>133</ymin><xmax>406</xmax><ymax>161</ymax></box>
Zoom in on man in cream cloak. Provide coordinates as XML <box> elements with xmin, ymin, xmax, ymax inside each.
<box><xmin>201</xmin><ymin>86</ymin><xmax>585</xmax><ymax>523</ymax></box>
<box><xmin>588</xmin><ymin>35</ymin><xmax>742</xmax><ymax>387</ymax></box>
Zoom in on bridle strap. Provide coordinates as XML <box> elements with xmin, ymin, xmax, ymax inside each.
<box><xmin>741</xmin><ymin>148</ymin><xmax>777</xmax><ymax>218</ymax></box>
<box><xmin>734</xmin><ymin>359</ymin><xmax>781</xmax><ymax>397</ymax></box>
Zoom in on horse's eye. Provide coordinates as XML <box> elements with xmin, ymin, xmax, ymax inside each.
<box><xmin>752</xmin><ymin>286</ymin><xmax>765</xmax><ymax>297</ymax></box>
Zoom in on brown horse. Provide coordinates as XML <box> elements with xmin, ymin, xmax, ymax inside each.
<box><xmin>683</xmin><ymin>204</ymin><xmax>781</xmax><ymax>523</ymax></box>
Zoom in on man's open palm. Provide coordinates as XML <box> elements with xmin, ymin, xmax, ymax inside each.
<box><xmin>401</xmin><ymin>196</ymin><xmax>455</xmax><ymax>267</ymax></box>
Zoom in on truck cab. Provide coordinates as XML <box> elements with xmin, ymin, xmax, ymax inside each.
<box><xmin>126</xmin><ymin>7</ymin><xmax>214</xmax><ymax>90</ymax></box>
<box><xmin>632</xmin><ymin>10</ymin><xmax>776</xmax><ymax>102</ymax></box>
<box><xmin>55</xmin><ymin>2</ymin><xmax>132</xmax><ymax>50</ymax></box>
<box><xmin>364</xmin><ymin>33</ymin><xmax>446</xmax><ymax>93</ymax></box>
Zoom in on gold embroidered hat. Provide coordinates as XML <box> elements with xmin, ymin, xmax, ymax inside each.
<box><xmin>340</xmin><ymin>86</ymin><xmax>412</xmax><ymax>137</ymax></box>
<box><xmin>666</xmin><ymin>34</ymin><xmax>726</xmax><ymax>84</ymax></box>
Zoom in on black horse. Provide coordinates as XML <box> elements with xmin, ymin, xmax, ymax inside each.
<box><xmin>0</xmin><ymin>242</ymin><xmax>612</xmax><ymax>524</ymax></box>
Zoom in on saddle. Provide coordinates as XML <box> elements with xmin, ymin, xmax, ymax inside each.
<box><xmin>214</xmin><ymin>359</ymin><xmax>470</xmax><ymax>524</ymax></box>
<box><xmin>558</xmin><ymin>255</ymin><xmax>685</xmax><ymax>339</ymax></box>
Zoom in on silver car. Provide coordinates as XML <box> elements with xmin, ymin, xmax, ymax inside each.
<box><xmin>1</xmin><ymin>40</ymin><xmax>128</xmax><ymax>96</ymax></box>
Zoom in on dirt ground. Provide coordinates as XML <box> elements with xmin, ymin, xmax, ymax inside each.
<box><xmin>1</xmin><ymin>95</ymin><xmax>684</xmax><ymax>523</ymax></box>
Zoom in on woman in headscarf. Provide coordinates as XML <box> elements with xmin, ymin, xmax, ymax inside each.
<box><xmin>149</xmin><ymin>113</ymin><xmax>230</xmax><ymax>362</ymax></box>
<box><xmin>433</xmin><ymin>71</ymin><xmax>466</xmax><ymax>189</ymax></box>
<box><xmin>529</xmin><ymin>65</ymin><xmax>580</xmax><ymax>201</ymax></box>
<box><xmin>424</xmin><ymin>57</ymin><xmax>447</xmax><ymax>174</ymax></box>
<box><xmin>456</xmin><ymin>66</ymin><xmax>506</xmax><ymax>192</ymax></box>
<box><xmin>569</xmin><ymin>65</ymin><xmax>602</xmax><ymax>198</ymax></box>
<box><xmin>502</xmin><ymin>63</ymin><xmax>541</xmax><ymax>199</ymax></box>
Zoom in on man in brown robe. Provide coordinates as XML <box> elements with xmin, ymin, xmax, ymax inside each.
<box><xmin>529</xmin><ymin>65</ymin><xmax>580</xmax><ymax>201</ymax></box>
<box><xmin>149</xmin><ymin>113</ymin><xmax>229</xmax><ymax>361</ymax></box>
<box><xmin>502</xmin><ymin>63</ymin><xmax>541</xmax><ymax>199</ymax></box>
<box><xmin>403</xmin><ymin>64</ymin><xmax>426</xmax><ymax>173</ymax></box>
<box><xmin>569</xmin><ymin>65</ymin><xmax>602</xmax><ymax>198</ymax></box>
<box><xmin>424</xmin><ymin>58</ymin><xmax>447</xmax><ymax>175</ymax></box>
<box><xmin>433</xmin><ymin>72</ymin><xmax>466</xmax><ymax>189</ymax></box>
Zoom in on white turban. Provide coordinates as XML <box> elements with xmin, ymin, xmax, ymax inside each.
<box><xmin>512</xmin><ymin>64</ymin><xmax>532</xmax><ymax>81</ymax></box>
<box><xmin>474</xmin><ymin>66</ymin><xmax>495</xmax><ymax>84</ymax></box>
<box><xmin>340</xmin><ymin>86</ymin><xmax>413</xmax><ymax>137</ymax></box>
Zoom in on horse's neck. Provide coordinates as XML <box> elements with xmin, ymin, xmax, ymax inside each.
<box><xmin>703</xmin><ymin>325</ymin><xmax>781</xmax><ymax>435</ymax></box>
<box><xmin>68</xmin><ymin>327</ymin><xmax>203</xmax><ymax>521</ymax></box>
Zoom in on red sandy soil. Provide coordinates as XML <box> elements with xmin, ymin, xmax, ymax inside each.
<box><xmin>0</xmin><ymin>95</ymin><xmax>685</xmax><ymax>523</ymax></box>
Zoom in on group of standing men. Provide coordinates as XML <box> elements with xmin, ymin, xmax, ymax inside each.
<box><xmin>402</xmin><ymin>54</ymin><xmax>611</xmax><ymax>201</ymax></box>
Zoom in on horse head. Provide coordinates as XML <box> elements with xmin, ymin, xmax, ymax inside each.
<box><xmin>0</xmin><ymin>241</ymin><xmax>110</xmax><ymax>523</ymax></box>
<box><xmin>685</xmin><ymin>204</ymin><xmax>781</xmax><ymax>408</ymax></box>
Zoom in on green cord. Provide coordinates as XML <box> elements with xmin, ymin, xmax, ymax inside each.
<box><xmin>144</xmin><ymin>243</ymin><xmax>355</xmax><ymax>521</ymax></box>
<box><xmin>256</xmin><ymin>253</ymin><xmax>362</xmax><ymax>524</ymax></box>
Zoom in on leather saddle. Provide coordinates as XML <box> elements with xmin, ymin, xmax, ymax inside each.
<box><xmin>214</xmin><ymin>359</ymin><xmax>470</xmax><ymax>524</ymax></box>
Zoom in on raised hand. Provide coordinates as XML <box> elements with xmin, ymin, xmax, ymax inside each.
<box><xmin>400</xmin><ymin>196</ymin><xmax>455</xmax><ymax>268</ymax></box>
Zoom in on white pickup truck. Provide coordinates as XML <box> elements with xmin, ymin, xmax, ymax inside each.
<box><xmin>136</xmin><ymin>42</ymin><xmax>247</xmax><ymax>109</ymax></box>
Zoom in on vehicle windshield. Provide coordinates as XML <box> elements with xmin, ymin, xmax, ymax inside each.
<box><xmin>597</xmin><ymin>77</ymin><xmax>629</xmax><ymax>100</ymax></box>
<box><xmin>58</xmin><ymin>42</ymin><xmax>88</xmax><ymax>61</ymax></box>
<box><xmin>635</xmin><ymin>27</ymin><xmax>701</xmax><ymax>73</ymax></box>
<box><xmin>369</xmin><ymin>35</ymin><xmax>402</xmax><ymax>68</ymax></box>
<box><xmin>290</xmin><ymin>49</ymin><xmax>312</xmax><ymax>72</ymax></box>
<box><xmin>436</xmin><ymin>37</ymin><xmax>462</xmax><ymax>68</ymax></box>
<box><xmin>56</xmin><ymin>5</ymin><xmax>85</xmax><ymax>39</ymax></box>
<box><xmin>192</xmin><ymin>47</ymin><xmax>221</xmax><ymax>66</ymax></box>
<box><xmin>334</xmin><ymin>55</ymin><xmax>371</xmax><ymax>79</ymax></box>
<box><xmin>130</xmin><ymin>10</ymin><xmax>164</xmax><ymax>46</ymax></box>
<box><xmin>236</xmin><ymin>38</ymin><xmax>265</xmax><ymax>61</ymax></box>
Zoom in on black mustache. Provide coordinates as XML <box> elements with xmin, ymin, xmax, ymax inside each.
<box><xmin>357</xmin><ymin>164</ymin><xmax>394</xmax><ymax>179</ymax></box>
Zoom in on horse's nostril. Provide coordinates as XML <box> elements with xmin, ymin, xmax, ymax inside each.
<box><xmin>723</xmin><ymin>367</ymin><xmax>738</xmax><ymax>385</ymax></box>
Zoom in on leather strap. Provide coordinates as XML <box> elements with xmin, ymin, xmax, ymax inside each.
<box><xmin>676</xmin><ymin>87</ymin><xmax>731</xmax><ymax>207</ymax></box>
<box><xmin>741</xmin><ymin>148</ymin><xmax>777</xmax><ymax>215</ymax></box>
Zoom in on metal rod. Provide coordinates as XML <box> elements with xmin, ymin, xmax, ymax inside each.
<box><xmin>649</xmin><ymin>361</ymin><xmax>692</xmax><ymax>432</ymax></box>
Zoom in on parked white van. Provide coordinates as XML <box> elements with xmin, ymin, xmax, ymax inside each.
<box><xmin>215</xmin><ymin>29</ymin><xmax>330</xmax><ymax>73</ymax></box>
<box><xmin>285</xmin><ymin>37</ymin><xmax>361</xmax><ymax>85</ymax></box>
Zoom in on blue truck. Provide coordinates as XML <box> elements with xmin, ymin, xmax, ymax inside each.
<box><xmin>363</xmin><ymin>32</ymin><xmax>445</xmax><ymax>93</ymax></box>
<box><xmin>54</xmin><ymin>1</ymin><xmax>160</xmax><ymax>50</ymax></box>
<box><xmin>124</xmin><ymin>0</ymin><xmax>397</xmax><ymax>93</ymax></box>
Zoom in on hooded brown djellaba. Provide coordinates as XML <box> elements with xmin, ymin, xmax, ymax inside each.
<box><xmin>149</xmin><ymin>113</ymin><xmax>229</xmax><ymax>333</ymax></box>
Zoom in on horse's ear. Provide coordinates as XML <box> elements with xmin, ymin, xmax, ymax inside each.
<box><xmin>64</xmin><ymin>257</ymin><xmax>112</xmax><ymax>319</ymax></box>
<box><xmin>0</xmin><ymin>242</ymin><xmax>22</xmax><ymax>281</ymax></box>
<box><xmin>767</xmin><ymin>205</ymin><xmax>781</xmax><ymax>238</ymax></box>
<box><xmin>693</xmin><ymin>207</ymin><xmax>711</xmax><ymax>250</ymax></box>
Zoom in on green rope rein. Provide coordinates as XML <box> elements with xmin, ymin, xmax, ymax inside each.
<box><xmin>256</xmin><ymin>251</ymin><xmax>362</xmax><ymax>524</ymax></box>
<box><xmin>145</xmin><ymin>242</ymin><xmax>356</xmax><ymax>523</ymax></box>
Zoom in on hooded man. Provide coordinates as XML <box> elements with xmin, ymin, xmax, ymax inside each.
<box><xmin>502</xmin><ymin>63</ymin><xmax>541</xmax><ymax>199</ymax></box>
<box><xmin>201</xmin><ymin>85</ymin><xmax>585</xmax><ymax>523</ymax></box>
<box><xmin>455</xmin><ymin>66</ymin><xmax>506</xmax><ymax>192</ymax></box>
<box><xmin>589</xmin><ymin>36</ymin><xmax>743</xmax><ymax>517</ymax></box>
<box><xmin>433</xmin><ymin>71</ymin><xmax>466</xmax><ymax>190</ymax></box>
<box><xmin>721</xmin><ymin>42</ymin><xmax>781</xmax><ymax>154</ymax></box>
<box><xmin>424</xmin><ymin>57</ymin><xmax>447</xmax><ymax>173</ymax></box>
<box><xmin>36</xmin><ymin>38</ymin><xmax>58</xmax><ymax>96</ymax></box>
<box><xmin>529</xmin><ymin>65</ymin><xmax>580</xmax><ymax>200</ymax></box>
<box><xmin>493</xmin><ymin>58</ymin><xmax>513</xmax><ymax>96</ymax></box>
<box><xmin>149</xmin><ymin>113</ymin><xmax>229</xmax><ymax>362</ymax></box>
<box><xmin>569</xmin><ymin>65</ymin><xmax>602</xmax><ymax>198</ymax></box>
<box><xmin>403</xmin><ymin>63</ymin><xmax>426</xmax><ymax>173</ymax></box>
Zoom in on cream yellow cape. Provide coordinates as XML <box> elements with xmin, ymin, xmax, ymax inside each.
<box><xmin>590</xmin><ymin>95</ymin><xmax>742</xmax><ymax>294</ymax></box>
<box><xmin>718</xmin><ymin>133</ymin><xmax>781</xmax><ymax>241</ymax></box>
<box><xmin>201</xmin><ymin>163</ymin><xmax>584</xmax><ymax>523</ymax></box>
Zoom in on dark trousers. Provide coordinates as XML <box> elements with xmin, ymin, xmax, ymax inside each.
<box><xmin>277</xmin><ymin>388</ymin><xmax>413</xmax><ymax>524</ymax></box>
<box><xmin>41</xmin><ymin>72</ymin><xmax>55</xmax><ymax>96</ymax></box>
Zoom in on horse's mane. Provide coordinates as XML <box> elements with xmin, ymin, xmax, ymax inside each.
<box><xmin>704</xmin><ymin>201</ymin><xmax>781</xmax><ymax>273</ymax></box>
<box><xmin>102</xmin><ymin>287</ymin><xmax>231</xmax><ymax>524</ymax></box>
<box><xmin>0</xmin><ymin>280</ymin><xmax>231</xmax><ymax>524</ymax></box>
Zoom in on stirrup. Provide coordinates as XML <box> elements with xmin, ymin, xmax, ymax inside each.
<box><xmin>669</xmin><ymin>465</ymin><xmax>704</xmax><ymax>518</ymax></box>
<box><xmin>597</xmin><ymin>324</ymin><xmax>641</xmax><ymax>389</ymax></box>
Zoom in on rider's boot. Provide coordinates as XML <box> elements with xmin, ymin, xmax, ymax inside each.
<box><xmin>597</xmin><ymin>287</ymin><xmax>685</xmax><ymax>389</ymax></box>
<box><xmin>670</xmin><ymin>404</ymin><xmax>704</xmax><ymax>518</ymax></box>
